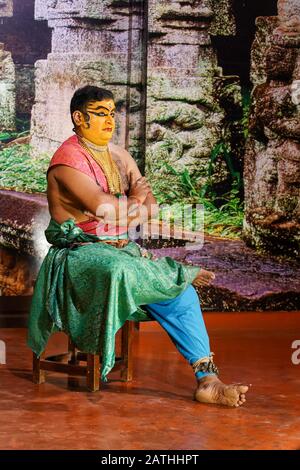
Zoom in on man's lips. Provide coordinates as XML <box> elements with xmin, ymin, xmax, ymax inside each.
<box><xmin>103</xmin><ymin>128</ymin><xmax>113</xmax><ymax>131</ymax></box>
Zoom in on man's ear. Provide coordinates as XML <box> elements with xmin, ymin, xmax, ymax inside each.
<box><xmin>72</xmin><ymin>110</ymin><xmax>84</xmax><ymax>127</ymax></box>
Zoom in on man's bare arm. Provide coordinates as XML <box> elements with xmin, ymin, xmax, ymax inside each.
<box><xmin>124</xmin><ymin>190</ymin><xmax>159</xmax><ymax>228</ymax></box>
<box><xmin>53</xmin><ymin>165</ymin><xmax>145</xmax><ymax>221</ymax></box>
<box><xmin>123</xmin><ymin>149</ymin><xmax>160</xmax><ymax>225</ymax></box>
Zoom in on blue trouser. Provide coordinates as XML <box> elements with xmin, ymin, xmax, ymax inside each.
<box><xmin>144</xmin><ymin>285</ymin><xmax>215</xmax><ymax>380</ymax></box>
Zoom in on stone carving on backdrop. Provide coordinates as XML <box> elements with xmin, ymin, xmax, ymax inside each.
<box><xmin>244</xmin><ymin>1</ymin><xmax>300</xmax><ymax>257</ymax></box>
<box><xmin>0</xmin><ymin>43</ymin><xmax>16</xmax><ymax>131</ymax></box>
<box><xmin>146</xmin><ymin>0</ymin><xmax>243</xmax><ymax>193</ymax></box>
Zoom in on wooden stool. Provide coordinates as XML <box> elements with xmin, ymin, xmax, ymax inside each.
<box><xmin>32</xmin><ymin>320</ymin><xmax>134</xmax><ymax>392</ymax></box>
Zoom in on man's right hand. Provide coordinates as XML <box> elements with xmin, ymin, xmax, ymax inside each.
<box><xmin>128</xmin><ymin>173</ymin><xmax>151</xmax><ymax>204</ymax></box>
<box><xmin>192</xmin><ymin>269</ymin><xmax>215</xmax><ymax>288</ymax></box>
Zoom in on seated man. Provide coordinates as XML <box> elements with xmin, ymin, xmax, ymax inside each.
<box><xmin>28</xmin><ymin>85</ymin><xmax>249</xmax><ymax>407</ymax></box>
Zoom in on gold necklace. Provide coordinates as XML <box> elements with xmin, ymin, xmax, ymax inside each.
<box><xmin>78</xmin><ymin>136</ymin><xmax>123</xmax><ymax>195</ymax></box>
<box><xmin>81</xmin><ymin>138</ymin><xmax>108</xmax><ymax>153</ymax></box>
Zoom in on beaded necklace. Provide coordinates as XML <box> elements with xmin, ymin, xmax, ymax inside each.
<box><xmin>77</xmin><ymin>136</ymin><xmax>123</xmax><ymax>196</ymax></box>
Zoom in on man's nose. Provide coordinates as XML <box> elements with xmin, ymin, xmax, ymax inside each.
<box><xmin>105</xmin><ymin>116</ymin><xmax>113</xmax><ymax>125</ymax></box>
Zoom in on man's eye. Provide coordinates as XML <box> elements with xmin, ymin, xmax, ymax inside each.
<box><xmin>89</xmin><ymin>111</ymin><xmax>115</xmax><ymax>117</ymax></box>
<box><xmin>99</xmin><ymin>112</ymin><xmax>115</xmax><ymax>117</ymax></box>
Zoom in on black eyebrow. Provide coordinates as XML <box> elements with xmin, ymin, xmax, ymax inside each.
<box><xmin>87</xmin><ymin>105</ymin><xmax>116</xmax><ymax>112</ymax></box>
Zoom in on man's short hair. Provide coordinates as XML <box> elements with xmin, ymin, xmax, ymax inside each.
<box><xmin>70</xmin><ymin>85</ymin><xmax>114</xmax><ymax>128</ymax></box>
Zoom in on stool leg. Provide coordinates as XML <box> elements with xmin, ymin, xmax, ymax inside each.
<box><xmin>87</xmin><ymin>354</ymin><xmax>100</xmax><ymax>392</ymax></box>
<box><xmin>68</xmin><ymin>338</ymin><xmax>80</xmax><ymax>389</ymax></box>
<box><xmin>121</xmin><ymin>320</ymin><xmax>134</xmax><ymax>382</ymax></box>
<box><xmin>68</xmin><ymin>338</ymin><xmax>78</xmax><ymax>365</ymax></box>
<box><xmin>33</xmin><ymin>352</ymin><xmax>45</xmax><ymax>384</ymax></box>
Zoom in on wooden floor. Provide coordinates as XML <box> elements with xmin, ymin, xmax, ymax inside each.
<box><xmin>0</xmin><ymin>312</ymin><xmax>300</xmax><ymax>450</ymax></box>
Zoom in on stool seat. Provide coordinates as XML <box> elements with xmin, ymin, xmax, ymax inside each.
<box><xmin>32</xmin><ymin>320</ymin><xmax>134</xmax><ymax>392</ymax></box>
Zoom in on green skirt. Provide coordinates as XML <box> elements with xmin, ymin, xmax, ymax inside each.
<box><xmin>27</xmin><ymin>218</ymin><xmax>200</xmax><ymax>380</ymax></box>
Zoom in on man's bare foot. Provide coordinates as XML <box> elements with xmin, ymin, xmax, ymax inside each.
<box><xmin>192</xmin><ymin>268</ymin><xmax>215</xmax><ymax>288</ymax></box>
<box><xmin>194</xmin><ymin>375</ymin><xmax>249</xmax><ymax>407</ymax></box>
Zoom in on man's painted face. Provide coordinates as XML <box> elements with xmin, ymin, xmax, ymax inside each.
<box><xmin>76</xmin><ymin>99</ymin><xmax>116</xmax><ymax>145</ymax></box>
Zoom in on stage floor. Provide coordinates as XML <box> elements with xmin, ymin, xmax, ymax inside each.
<box><xmin>0</xmin><ymin>312</ymin><xmax>300</xmax><ymax>450</ymax></box>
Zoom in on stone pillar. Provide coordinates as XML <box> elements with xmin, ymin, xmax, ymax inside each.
<box><xmin>31</xmin><ymin>0</ymin><xmax>146</xmax><ymax>165</ymax></box>
<box><xmin>0</xmin><ymin>0</ymin><xmax>15</xmax><ymax>131</ymax></box>
<box><xmin>0</xmin><ymin>43</ymin><xmax>16</xmax><ymax>131</ymax></box>
<box><xmin>0</xmin><ymin>0</ymin><xmax>13</xmax><ymax>17</ymax></box>
<box><xmin>145</xmin><ymin>0</ymin><xmax>243</xmax><ymax>194</ymax></box>
<box><xmin>244</xmin><ymin>0</ymin><xmax>300</xmax><ymax>257</ymax></box>
<box><xmin>0</xmin><ymin>1</ymin><xmax>51</xmax><ymax>120</ymax></box>
<box><xmin>250</xmin><ymin>16</ymin><xmax>280</xmax><ymax>87</ymax></box>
